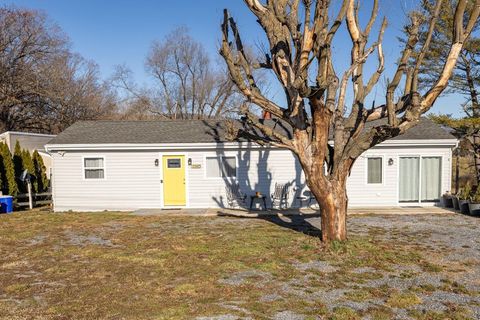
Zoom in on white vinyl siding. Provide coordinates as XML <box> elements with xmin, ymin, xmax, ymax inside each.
<box><xmin>367</xmin><ymin>157</ymin><xmax>382</xmax><ymax>184</ymax></box>
<box><xmin>50</xmin><ymin>143</ymin><xmax>453</xmax><ymax>211</ymax></box>
<box><xmin>347</xmin><ymin>147</ymin><xmax>452</xmax><ymax>207</ymax></box>
<box><xmin>53</xmin><ymin>151</ymin><xmax>162</xmax><ymax>211</ymax></box>
<box><xmin>188</xmin><ymin>149</ymin><xmax>302</xmax><ymax>209</ymax></box>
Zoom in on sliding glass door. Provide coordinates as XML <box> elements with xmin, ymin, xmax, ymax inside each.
<box><xmin>399</xmin><ymin>157</ymin><xmax>420</xmax><ymax>202</ymax></box>
<box><xmin>399</xmin><ymin>156</ymin><xmax>442</xmax><ymax>203</ymax></box>
<box><xmin>421</xmin><ymin>157</ymin><xmax>442</xmax><ymax>202</ymax></box>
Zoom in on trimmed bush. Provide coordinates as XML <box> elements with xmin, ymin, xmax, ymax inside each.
<box><xmin>13</xmin><ymin>141</ymin><xmax>23</xmax><ymax>183</ymax></box>
<box><xmin>21</xmin><ymin>148</ymin><xmax>36</xmax><ymax>192</ymax></box>
<box><xmin>0</xmin><ymin>143</ymin><xmax>18</xmax><ymax>196</ymax></box>
<box><xmin>32</xmin><ymin>150</ymin><xmax>48</xmax><ymax>192</ymax></box>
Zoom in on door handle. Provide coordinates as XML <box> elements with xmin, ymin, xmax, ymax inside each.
<box><xmin>160</xmin><ymin>179</ymin><xmax>163</xmax><ymax>183</ymax></box>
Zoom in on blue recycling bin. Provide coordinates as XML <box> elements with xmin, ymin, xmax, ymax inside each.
<box><xmin>0</xmin><ymin>196</ymin><xmax>14</xmax><ymax>214</ymax></box>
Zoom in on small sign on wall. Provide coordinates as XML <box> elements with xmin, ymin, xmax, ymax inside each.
<box><xmin>190</xmin><ymin>164</ymin><xmax>201</xmax><ymax>169</ymax></box>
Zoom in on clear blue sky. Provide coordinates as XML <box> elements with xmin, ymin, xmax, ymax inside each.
<box><xmin>6</xmin><ymin>0</ymin><xmax>466</xmax><ymax>116</ymax></box>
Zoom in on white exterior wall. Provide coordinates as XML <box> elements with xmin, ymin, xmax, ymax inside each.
<box><xmin>0</xmin><ymin>131</ymin><xmax>56</xmax><ymax>179</ymax></box>
<box><xmin>3</xmin><ymin>132</ymin><xmax>55</xmax><ymax>153</ymax></box>
<box><xmin>52</xmin><ymin>151</ymin><xmax>163</xmax><ymax>211</ymax></box>
<box><xmin>347</xmin><ymin>146</ymin><xmax>452</xmax><ymax>207</ymax></box>
<box><xmin>50</xmin><ymin>144</ymin><xmax>453</xmax><ymax>212</ymax></box>
<box><xmin>187</xmin><ymin>148</ymin><xmax>304</xmax><ymax>208</ymax></box>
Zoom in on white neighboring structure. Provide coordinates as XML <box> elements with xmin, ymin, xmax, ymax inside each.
<box><xmin>45</xmin><ymin>119</ymin><xmax>457</xmax><ymax>212</ymax></box>
<box><xmin>0</xmin><ymin>131</ymin><xmax>56</xmax><ymax>177</ymax></box>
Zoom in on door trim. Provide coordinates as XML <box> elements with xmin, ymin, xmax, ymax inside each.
<box><xmin>160</xmin><ymin>152</ymin><xmax>189</xmax><ymax>208</ymax></box>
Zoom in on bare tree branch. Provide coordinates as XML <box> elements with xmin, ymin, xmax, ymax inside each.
<box><xmin>219</xmin><ymin>0</ymin><xmax>479</xmax><ymax>242</ymax></box>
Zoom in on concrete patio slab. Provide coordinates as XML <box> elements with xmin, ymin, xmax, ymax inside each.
<box><xmin>348</xmin><ymin>206</ymin><xmax>454</xmax><ymax>215</ymax></box>
<box><xmin>132</xmin><ymin>206</ymin><xmax>454</xmax><ymax>216</ymax></box>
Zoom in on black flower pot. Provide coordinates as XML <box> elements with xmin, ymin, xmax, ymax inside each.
<box><xmin>459</xmin><ymin>199</ymin><xmax>470</xmax><ymax>215</ymax></box>
<box><xmin>468</xmin><ymin>202</ymin><xmax>480</xmax><ymax>216</ymax></box>
<box><xmin>452</xmin><ymin>196</ymin><xmax>460</xmax><ymax>210</ymax></box>
<box><xmin>443</xmin><ymin>195</ymin><xmax>453</xmax><ymax>208</ymax></box>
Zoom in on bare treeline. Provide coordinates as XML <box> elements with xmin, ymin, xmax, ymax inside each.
<box><xmin>0</xmin><ymin>7</ymin><xmax>238</xmax><ymax>134</ymax></box>
<box><xmin>112</xmin><ymin>27</ymin><xmax>241</xmax><ymax>120</ymax></box>
<box><xmin>0</xmin><ymin>6</ymin><xmax>117</xmax><ymax>134</ymax></box>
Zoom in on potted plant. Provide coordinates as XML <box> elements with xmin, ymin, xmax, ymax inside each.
<box><xmin>468</xmin><ymin>186</ymin><xmax>480</xmax><ymax>216</ymax></box>
<box><xmin>442</xmin><ymin>191</ymin><xmax>453</xmax><ymax>208</ymax></box>
<box><xmin>458</xmin><ymin>183</ymin><xmax>471</xmax><ymax>215</ymax></box>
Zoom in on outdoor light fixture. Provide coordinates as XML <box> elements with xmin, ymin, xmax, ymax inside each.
<box><xmin>388</xmin><ymin>158</ymin><xmax>394</xmax><ymax>166</ymax></box>
<box><xmin>154</xmin><ymin>159</ymin><xmax>159</xmax><ymax>167</ymax></box>
<box><xmin>188</xmin><ymin>158</ymin><xmax>192</xmax><ymax>165</ymax></box>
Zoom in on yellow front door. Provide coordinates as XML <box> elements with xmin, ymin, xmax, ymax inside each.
<box><xmin>162</xmin><ymin>155</ymin><xmax>186</xmax><ymax>206</ymax></box>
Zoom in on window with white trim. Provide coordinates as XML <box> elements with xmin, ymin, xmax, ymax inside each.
<box><xmin>206</xmin><ymin>156</ymin><xmax>236</xmax><ymax>178</ymax></box>
<box><xmin>367</xmin><ymin>157</ymin><xmax>382</xmax><ymax>184</ymax></box>
<box><xmin>84</xmin><ymin>157</ymin><xmax>105</xmax><ymax>179</ymax></box>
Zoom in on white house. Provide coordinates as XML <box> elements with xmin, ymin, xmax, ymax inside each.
<box><xmin>45</xmin><ymin>118</ymin><xmax>457</xmax><ymax>212</ymax></box>
<box><xmin>0</xmin><ymin>131</ymin><xmax>56</xmax><ymax>177</ymax></box>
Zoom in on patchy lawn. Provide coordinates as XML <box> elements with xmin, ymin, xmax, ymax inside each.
<box><xmin>0</xmin><ymin>211</ymin><xmax>479</xmax><ymax>319</ymax></box>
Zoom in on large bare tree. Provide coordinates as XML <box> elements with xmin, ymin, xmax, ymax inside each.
<box><xmin>220</xmin><ymin>0</ymin><xmax>480</xmax><ymax>242</ymax></box>
<box><xmin>113</xmin><ymin>27</ymin><xmax>241</xmax><ymax>119</ymax></box>
<box><xmin>414</xmin><ymin>0</ymin><xmax>480</xmax><ymax>184</ymax></box>
<box><xmin>41</xmin><ymin>53</ymin><xmax>117</xmax><ymax>133</ymax></box>
<box><xmin>0</xmin><ymin>6</ymin><xmax>116</xmax><ymax>133</ymax></box>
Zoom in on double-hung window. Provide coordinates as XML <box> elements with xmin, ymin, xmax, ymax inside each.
<box><xmin>84</xmin><ymin>157</ymin><xmax>105</xmax><ymax>179</ymax></box>
<box><xmin>367</xmin><ymin>157</ymin><xmax>382</xmax><ymax>184</ymax></box>
<box><xmin>206</xmin><ymin>156</ymin><xmax>236</xmax><ymax>178</ymax></box>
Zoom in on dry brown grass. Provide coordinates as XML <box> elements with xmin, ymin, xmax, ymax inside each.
<box><xmin>0</xmin><ymin>211</ymin><xmax>476</xmax><ymax>319</ymax></box>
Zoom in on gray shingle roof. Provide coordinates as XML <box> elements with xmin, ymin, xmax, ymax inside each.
<box><xmin>48</xmin><ymin>120</ymin><xmax>237</xmax><ymax>145</ymax></box>
<box><xmin>47</xmin><ymin>118</ymin><xmax>456</xmax><ymax>145</ymax></box>
<box><xmin>364</xmin><ymin>117</ymin><xmax>456</xmax><ymax>140</ymax></box>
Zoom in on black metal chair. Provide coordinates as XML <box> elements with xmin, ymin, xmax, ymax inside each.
<box><xmin>271</xmin><ymin>183</ymin><xmax>290</xmax><ymax>209</ymax></box>
<box><xmin>225</xmin><ymin>183</ymin><xmax>247</xmax><ymax>208</ymax></box>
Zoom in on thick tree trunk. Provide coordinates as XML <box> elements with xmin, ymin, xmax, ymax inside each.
<box><xmin>473</xmin><ymin>134</ymin><xmax>480</xmax><ymax>183</ymax></box>
<box><xmin>300</xmin><ymin>154</ymin><xmax>349</xmax><ymax>243</ymax></box>
<box><xmin>294</xmin><ymin>104</ymin><xmax>349</xmax><ymax>243</ymax></box>
<box><xmin>311</xmin><ymin>180</ymin><xmax>348</xmax><ymax>243</ymax></box>
<box><xmin>455</xmin><ymin>153</ymin><xmax>460</xmax><ymax>193</ymax></box>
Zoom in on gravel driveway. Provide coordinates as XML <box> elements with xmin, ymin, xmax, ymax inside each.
<box><xmin>207</xmin><ymin>212</ymin><xmax>480</xmax><ymax>320</ymax></box>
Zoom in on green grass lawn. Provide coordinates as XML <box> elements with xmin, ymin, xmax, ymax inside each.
<box><xmin>0</xmin><ymin>211</ymin><xmax>478</xmax><ymax>319</ymax></box>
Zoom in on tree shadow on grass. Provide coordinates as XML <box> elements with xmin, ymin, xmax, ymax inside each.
<box><xmin>258</xmin><ymin>214</ymin><xmax>322</xmax><ymax>237</ymax></box>
<box><xmin>202</xmin><ymin>119</ymin><xmax>322</xmax><ymax>238</ymax></box>
<box><xmin>218</xmin><ymin>210</ymin><xmax>322</xmax><ymax>238</ymax></box>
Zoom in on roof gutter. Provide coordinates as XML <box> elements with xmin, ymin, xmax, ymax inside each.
<box><xmin>45</xmin><ymin>139</ymin><xmax>458</xmax><ymax>152</ymax></box>
<box><xmin>1</xmin><ymin>131</ymin><xmax>56</xmax><ymax>138</ymax></box>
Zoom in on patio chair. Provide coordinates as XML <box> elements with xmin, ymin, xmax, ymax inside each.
<box><xmin>225</xmin><ymin>183</ymin><xmax>247</xmax><ymax>208</ymax></box>
<box><xmin>271</xmin><ymin>183</ymin><xmax>290</xmax><ymax>209</ymax></box>
<box><xmin>295</xmin><ymin>190</ymin><xmax>319</xmax><ymax>210</ymax></box>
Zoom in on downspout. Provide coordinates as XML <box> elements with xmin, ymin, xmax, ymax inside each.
<box><xmin>454</xmin><ymin>139</ymin><xmax>460</xmax><ymax>194</ymax></box>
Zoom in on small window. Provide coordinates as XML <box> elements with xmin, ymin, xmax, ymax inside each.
<box><xmin>84</xmin><ymin>157</ymin><xmax>105</xmax><ymax>179</ymax></box>
<box><xmin>206</xmin><ymin>156</ymin><xmax>236</xmax><ymax>178</ymax></box>
<box><xmin>167</xmin><ymin>159</ymin><xmax>181</xmax><ymax>168</ymax></box>
<box><xmin>367</xmin><ymin>157</ymin><xmax>382</xmax><ymax>184</ymax></box>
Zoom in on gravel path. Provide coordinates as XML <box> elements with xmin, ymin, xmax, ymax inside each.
<box><xmin>216</xmin><ymin>213</ymin><xmax>480</xmax><ymax>319</ymax></box>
